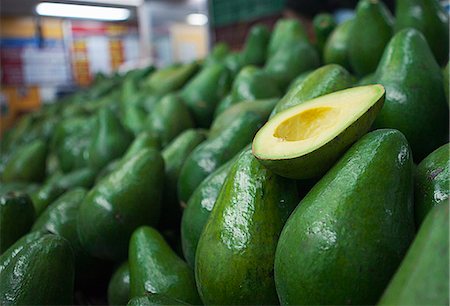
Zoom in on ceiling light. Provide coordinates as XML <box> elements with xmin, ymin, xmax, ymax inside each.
<box><xmin>186</xmin><ymin>13</ymin><xmax>208</xmax><ymax>26</ymax></box>
<box><xmin>36</xmin><ymin>2</ymin><xmax>131</xmax><ymax>21</ymax></box>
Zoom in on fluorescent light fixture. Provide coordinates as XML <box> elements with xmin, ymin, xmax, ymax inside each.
<box><xmin>70</xmin><ymin>0</ymin><xmax>143</xmax><ymax>6</ymax></box>
<box><xmin>36</xmin><ymin>2</ymin><xmax>131</xmax><ymax>21</ymax></box>
<box><xmin>186</xmin><ymin>13</ymin><xmax>208</xmax><ymax>26</ymax></box>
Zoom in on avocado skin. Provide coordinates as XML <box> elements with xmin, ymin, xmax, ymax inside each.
<box><xmin>161</xmin><ymin>129</ymin><xmax>207</xmax><ymax>230</ymax></box>
<box><xmin>240</xmin><ymin>25</ymin><xmax>270</xmax><ymax>66</ymax></box>
<box><xmin>444</xmin><ymin>62</ymin><xmax>449</xmax><ymax>102</ymax></box>
<box><xmin>195</xmin><ymin>149</ymin><xmax>298</xmax><ymax>305</ymax></box>
<box><xmin>129</xmin><ymin>226</ymin><xmax>201</xmax><ymax>304</ymax></box>
<box><xmin>204</xmin><ymin>42</ymin><xmax>230</xmax><ymax>66</ymax></box>
<box><xmin>287</xmin><ymin>70</ymin><xmax>313</xmax><ymax>91</ymax></box>
<box><xmin>395</xmin><ymin>0</ymin><xmax>449</xmax><ymax>66</ymax></box>
<box><xmin>274</xmin><ymin>129</ymin><xmax>415</xmax><ymax>305</ymax></box>
<box><xmin>147</xmin><ymin>94</ymin><xmax>195</xmax><ymax>148</ymax></box>
<box><xmin>348</xmin><ymin>0</ymin><xmax>393</xmax><ymax>76</ymax></box>
<box><xmin>108</xmin><ymin>261</ymin><xmax>130</xmax><ymax>306</ymax></box>
<box><xmin>127</xmin><ymin>293</ymin><xmax>189</xmax><ymax>306</ymax></box>
<box><xmin>414</xmin><ymin>143</ymin><xmax>449</xmax><ymax>226</ymax></box>
<box><xmin>181</xmin><ymin>159</ymin><xmax>234</xmax><ymax>268</ymax></box>
<box><xmin>378</xmin><ymin>204</ymin><xmax>449</xmax><ymax>306</ymax></box>
<box><xmin>0</xmin><ymin>192</ymin><xmax>35</xmax><ymax>254</ymax></box>
<box><xmin>272</xmin><ymin>64</ymin><xmax>354</xmax><ymax>115</ymax></box>
<box><xmin>2</xmin><ymin>140</ymin><xmax>47</xmax><ymax>183</ymax></box>
<box><xmin>145</xmin><ymin>62</ymin><xmax>199</xmax><ymax>95</ymax></box>
<box><xmin>177</xmin><ymin>111</ymin><xmax>265</xmax><ymax>203</ymax></box>
<box><xmin>313</xmin><ymin>13</ymin><xmax>336</xmax><ymax>57</ymax></box>
<box><xmin>180</xmin><ymin>63</ymin><xmax>231</xmax><ymax>127</ymax></box>
<box><xmin>78</xmin><ymin>148</ymin><xmax>164</xmax><ymax>261</ymax></box>
<box><xmin>268</xmin><ymin>19</ymin><xmax>308</xmax><ymax>58</ymax></box>
<box><xmin>373</xmin><ymin>28</ymin><xmax>449</xmax><ymax>161</ymax></box>
<box><xmin>0</xmin><ymin>232</ymin><xmax>74</xmax><ymax>305</ymax></box>
<box><xmin>323</xmin><ymin>19</ymin><xmax>354</xmax><ymax>71</ymax></box>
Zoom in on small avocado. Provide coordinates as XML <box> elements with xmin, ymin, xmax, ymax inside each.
<box><xmin>240</xmin><ymin>24</ymin><xmax>270</xmax><ymax>66</ymax></box>
<box><xmin>78</xmin><ymin>148</ymin><xmax>164</xmax><ymax>261</ymax></box>
<box><xmin>268</xmin><ymin>18</ymin><xmax>308</xmax><ymax>58</ymax></box>
<box><xmin>127</xmin><ymin>293</ymin><xmax>189</xmax><ymax>306</ymax></box>
<box><xmin>144</xmin><ymin>62</ymin><xmax>199</xmax><ymax>95</ymax></box>
<box><xmin>129</xmin><ymin>226</ymin><xmax>201</xmax><ymax>304</ymax></box>
<box><xmin>274</xmin><ymin>129</ymin><xmax>415</xmax><ymax>305</ymax></box>
<box><xmin>323</xmin><ymin>19</ymin><xmax>354</xmax><ymax>71</ymax></box>
<box><xmin>253</xmin><ymin>85</ymin><xmax>385</xmax><ymax>179</ymax></box>
<box><xmin>204</xmin><ymin>42</ymin><xmax>230</xmax><ymax>66</ymax></box>
<box><xmin>195</xmin><ymin>149</ymin><xmax>298</xmax><ymax>304</ymax></box>
<box><xmin>414</xmin><ymin>143</ymin><xmax>449</xmax><ymax>226</ymax></box>
<box><xmin>313</xmin><ymin>13</ymin><xmax>336</xmax><ymax>57</ymax></box>
<box><xmin>108</xmin><ymin>261</ymin><xmax>130</xmax><ymax>306</ymax></box>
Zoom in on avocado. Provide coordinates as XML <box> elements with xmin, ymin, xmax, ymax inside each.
<box><xmin>78</xmin><ymin>148</ymin><xmax>164</xmax><ymax>261</ymax></box>
<box><xmin>213</xmin><ymin>94</ymin><xmax>234</xmax><ymax>117</ymax></box>
<box><xmin>275</xmin><ymin>129</ymin><xmax>415</xmax><ymax>305</ymax></box>
<box><xmin>0</xmin><ymin>192</ymin><xmax>35</xmax><ymax>254</ymax></box>
<box><xmin>127</xmin><ymin>293</ymin><xmax>189</xmax><ymax>306</ymax></box>
<box><xmin>373</xmin><ymin>28</ymin><xmax>449</xmax><ymax>161</ymax></box>
<box><xmin>287</xmin><ymin>70</ymin><xmax>313</xmax><ymax>91</ymax></box>
<box><xmin>177</xmin><ymin>111</ymin><xmax>266</xmax><ymax>203</ymax></box>
<box><xmin>378</xmin><ymin>204</ymin><xmax>449</xmax><ymax>306</ymax></box>
<box><xmin>240</xmin><ymin>24</ymin><xmax>270</xmax><ymax>66</ymax></box>
<box><xmin>129</xmin><ymin>226</ymin><xmax>201</xmax><ymax>304</ymax></box>
<box><xmin>161</xmin><ymin>129</ymin><xmax>207</xmax><ymax>230</ymax></box>
<box><xmin>180</xmin><ymin>63</ymin><xmax>231</xmax><ymax>127</ymax></box>
<box><xmin>414</xmin><ymin>143</ymin><xmax>449</xmax><ymax>226</ymax></box>
<box><xmin>0</xmin><ymin>232</ymin><xmax>74</xmax><ymax>305</ymax></box>
<box><xmin>224</xmin><ymin>52</ymin><xmax>243</xmax><ymax>77</ymax></box>
<box><xmin>271</xmin><ymin>64</ymin><xmax>354</xmax><ymax>115</ymax></box>
<box><xmin>88</xmin><ymin>108</ymin><xmax>133</xmax><ymax>170</ymax></box>
<box><xmin>313</xmin><ymin>13</ymin><xmax>336</xmax><ymax>57</ymax></box>
<box><xmin>268</xmin><ymin>19</ymin><xmax>308</xmax><ymax>58</ymax></box>
<box><xmin>348</xmin><ymin>0</ymin><xmax>393</xmax><ymax>76</ymax></box>
<box><xmin>357</xmin><ymin>72</ymin><xmax>376</xmax><ymax>86</ymax></box>
<box><xmin>323</xmin><ymin>19</ymin><xmax>354</xmax><ymax>71</ymax></box>
<box><xmin>195</xmin><ymin>149</ymin><xmax>298</xmax><ymax>304</ymax></box>
<box><xmin>204</xmin><ymin>42</ymin><xmax>230</xmax><ymax>66</ymax></box>
<box><xmin>395</xmin><ymin>0</ymin><xmax>449</xmax><ymax>66</ymax></box>
<box><xmin>108</xmin><ymin>261</ymin><xmax>130</xmax><ymax>306</ymax></box>
<box><xmin>254</xmin><ymin>85</ymin><xmax>385</xmax><ymax>179</ymax></box>
<box><xmin>146</xmin><ymin>94</ymin><xmax>194</xmax><ymax>148</ymax></box>
<box><xmin>2</xmin><ymin>139</ymin><xmax>47</xmax><ymax>183</ymax></box>
<box><xmin>444</xmin><ymin>62</ymin><xmax>449</xmax><ymax>102</ymax></box>
<box><xmin>121</xmin><ymin>103</ymin><xmax>148</xmax><ymax>136</ymax></box>
<box><xmin>231</xmin><ymin>66</ymin><xmax>280</xmax><ymax>103</ymax></box>
<box><xmin>144</xmin><ymin>62</ymin><xmax>199</xmax><ymax>95</ymax></box>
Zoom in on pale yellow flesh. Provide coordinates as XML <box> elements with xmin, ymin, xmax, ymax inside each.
<box><xmin>253</xmin><ymin>85</ymin><xmax>384</xmax><ymax>159</ymax></box>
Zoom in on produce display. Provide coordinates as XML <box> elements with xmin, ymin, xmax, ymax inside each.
<box><xmin>0</xmin><ymin>0</ymin><xmax>449</xmax><ymax>305</ymax></box>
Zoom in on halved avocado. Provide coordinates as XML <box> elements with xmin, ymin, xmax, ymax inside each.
<box><xmin>252</xmin><ymin>84</ymin><xmax>385</xmax><ymax>179</ymax></box>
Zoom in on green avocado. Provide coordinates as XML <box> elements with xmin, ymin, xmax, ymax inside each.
<box><xmin>348</xmin><ymin>0</ymin><xmax>393</xmax><ymax>76</ymax></box>
<box><xmin>414</xmin><ymin>143</ymin><xmax>449</xmax><ymax>226</ymax></box>
<box><xmin>88</xmin><ymin>108</ymin><xmax>133</xmax><ymax>170</ymax></box>
<box><xmin>2</xmin><ymin>139</ymin><xmax>47</xmax><ymax>183</ymax></box>
<box><xmin>287</xmin><ymin>70</ymin><xmax>313</xmax><ymax>91</ymax></box>
<box><xmin>444</xmin><ymin>62</ymin><xmax>449</xmax><ymax>102</ymax></box>
<box><xmin>177</xmin><ymin>111</ymin><xmax>266</xmax><ymax>203</ymax></box>
<box><xmin>121</xmin><ymin>103</ymin><xmax>148</xmax><ymax>136</ymax></box>
<box><xmin>204</xmin><ymin>42</ymin><xmax>230</xmax><ymax>66</ymax></box>
<box><xmin>357</xmin><ymin>72</ymin><xmax>376</xmax><ymax>86</ymax></box>
<box><xmin>313</xmin><ymin>13</ymin><xmax>336</xmax><ymax>57</ymax></box>
<box><xmin>378</xmin><ymin>203</ymin><xmax>449</xmax><ymax>306</ymax></box>
<box><xmin>274</xmin><ymin>129</ymin><xmax>415</xmax><ymax>305</ymax></box>
<box><xmin>268</xmin><ymin>18</ymin><xmax>308</xmax><ymax>58</ymax></box>
<box><xmin>78</xmin><ymin>148</ymin><xmax>164</xmax><ymax>261</ymax></box>
<box><xmin>0</xmin><ymin>232</ymin><xmax>74</xmax><ymax>305</ymax></box>
<box><xmin>271</xmin><ymin>64</ymin><xmax>354</xmax><ymax>116</ymax></box>
<box><xmin>323</xmin><ymin>19</ymin><xmax>354</xmax><ymax>71</ymax></box>
<box><xmin>144</xmin><ymin>62</ymin><xmax>199</xmax><ymax>95</ymax></box>
<box><xmin>129</xmin><ymin>226</ymin><xmax>201</xmax><ymax>304</ymax></box>
<box><xmin>180</xmin><ymin>63</ymin><xmax>231</xmax><ymax>127</ymax></box>
<box><xmin>108</xmin><ymin>261</ymin><xmax>130</xmax><ymax>306</ymax></box>
<box><xmin>0</xmin><ymin>192</ymin><xmax>35</xmax><ymax>254</ymax></box>
<box><xmin>128</xmin><ymin>293</ymin><xmax>189</xmax><ymax>306</ymax></box>
<box><xmin>146</xmin><ymin>94</ymin><xmax>194</xmax><ymax>148</ymax></box>
<box><xmin>373</xmin><ymin>28</ymin><xmax>449</xmax><ymax>161</ymax></box>
<box><xmin>240</xmin><ymin>24</ymin><xmax>270</xmax><ymax>66</ymax></box>
<box><xmin>395</xmin><ymin>0</ymin><xmax>449</xmax><ymax>66</ymax></box>
<box><xmin>213</xmin><ymin>94</ymin><xmax>234</xmax><ymax>118</ymax></box>
<box><xmin>195</xmin><ymin>149</ymin><xmax>298</xmax><ymax>304</ymax></box>
<box><xmin>161</xmin><ymin>129</ymin><xmax>207</xmax><ymax>230</ymax></box>
<box><xmin>224</xmin><ymin>52</ymin><xmax>243</xmax><ymax>77</ymax></box>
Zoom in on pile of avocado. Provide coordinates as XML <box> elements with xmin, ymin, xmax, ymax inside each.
<box><xmin>1</xmin><ymin>0</ymin><xmax>449</xmax><ymax>305</ymax></box>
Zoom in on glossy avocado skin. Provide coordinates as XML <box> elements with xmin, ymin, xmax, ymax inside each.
<box><xmin>373</xmin><ymin>28</ymin><xmax>449</xmax><ymax>161</ymax></box>
<box><xmin>414</xmin><ymin>143</ymin><xmax>449</xmax><ymax>226</ymax></box>
<box><xmin>378</xmin><ymin>204</ymin><xmax>449</xmax><ymax>306</ymax></box>
<box><xmin>268</xmin><ymin>19</ymin><xmax>308</xmax><ymax>58</ymax></box>
<box><xmin>274</xmin><ymin>129</ymin><xmax>415</xmax><ymax>305</ymax></box>
<box><xmin>195</xmin><ymin>149</ymin><xmax>298</xmax><ymax>305</ymax></box>
<box><xmin>323</xmin><ymin>19</ymin><xmax>354</xmax><ymax>71</ymax></box>
<box><xmin>240</xmin><ymin>24</ymin><xmax>270</xmax><ymax>66</ymax></box>
<box><xmin>177</xmin><ymin>111</ymin><xmax>265</xmax><ymax>204</ymax></box>
<box><xmin>161</xmin><ymin>129</ymin><xmax>207</xmax><ymax>230</ymax></box>
<box><xmin>348</xmin><ymin>0</ymin><xmax>393</xmax><ymax>76</ymax></box>
<box><xmin>108</xmin><ymin>261</ymin><xmax>130</xmax><ymax>306</ymax></box>
<box><xmin>145</xmin><ymin>62</ymin><xmax>199</xmax><ymax>95</ymax></box>
<box><xmin>146</xmin><ymin>94</ymin><xmax>194</xmax><ymax>148</ymax></box>
<box><xmin>313</xmin><ymin>13</ymin><xmax>336</xmax><ymax>56</ymax></box>
<box><xmin>181</xmin><ymin>160</ymin><xmax>234</xmax><ymax>268</ymax></box>
<box><xmin>78</xmin><ymin>148</ymin><xmax>164</xmax><ymax>261</ymax></box>
<box><xmin>395</xmin><ymin>0</ymin><xmax>449</xmax><ymax>66</ymax></box>
<box><xmin>0</xmin><ymin>192</ymin><xmax>35</xmax><ymax>254</ymax></box>
<box><xmin>2</xmin><ymin>139</ymin><xmax>47</xmax><ymax>183</ymax></box>
<box><xmin>0</xmin><ymin>232</ymin><xmax>74</xmax><ymax>305</ymax></box>
<box><xmin>129</xmin><ymin>226</ymin><xmax>201</xmax><ymax>304</ymax></box>
<box><xmin>180</xmin><ymin>63</ymin><xmax>231</xmax><ymax>127</ymax></box>
<box><xmin>127</xmin><ymin>293</ymin><xmax>189</xmax><ymax>306</ymax></box>
<box><xmin>271</xmin><ymin>64</ymin><xmax>354</xmax><ymax>115</ymax></box>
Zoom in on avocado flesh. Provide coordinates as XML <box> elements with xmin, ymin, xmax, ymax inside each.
<box><xmin>253</xmin><ymin>84</ymin><xmax>385</xmax><ymax>179</ymax></box>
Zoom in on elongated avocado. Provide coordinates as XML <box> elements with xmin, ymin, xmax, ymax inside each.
<box><xmin>144</xmin><ymin>62</ymin><xmax>198</xmax><ymax>95</ymax></box>
<box><xmin>323</xmin><ymin>19</ymin><xmax>354</xmax><ymax>71</ymax></box>
<box><xmin>313</xmin><ymin>13</ymin><xmax>336</xmax><ymax>57</ymax></box>
<box><xmin>240</xmin><ymin>24</ymin><xmax>270</xmax><ymax>66</ymax></box>
<box><xmin>108</xmin><ymin>261</ymin><xmax>130</xmax><ymax>306</ymax></box>
<box><xmin>268</xmin><ymin>19</ymin><xmax>308</xmax><ymax>58</ymax></box>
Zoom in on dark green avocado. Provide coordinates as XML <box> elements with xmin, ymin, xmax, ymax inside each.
<box><xmin>108</xmin><ymin>261</ymin><xmax>130</xmax><ymax>306</ymax></box>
